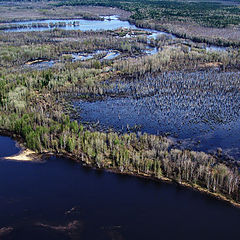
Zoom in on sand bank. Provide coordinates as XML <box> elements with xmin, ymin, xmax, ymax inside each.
<box><xmin>2</xmin><ymin>149</ymin><xmax>38</xmax><ymax>162</ymax></box>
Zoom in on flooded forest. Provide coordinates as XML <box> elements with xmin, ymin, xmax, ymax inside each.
<box><xmin>0</xmin><ymin>0</ymin><xmax>240</xmax><ymax>239</ymax></box>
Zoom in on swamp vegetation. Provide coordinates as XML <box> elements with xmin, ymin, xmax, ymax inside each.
<box><xmin>1</xmin><ymin>0</ymin><xmax>240</xmax><ymax>207</ymax></box>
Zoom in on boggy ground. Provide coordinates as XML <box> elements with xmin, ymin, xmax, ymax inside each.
<box><xmin>1</xmin><ymin>0</ymin><xmax>240</xmax><ymax>47</ymax></box>
<box><xmin>57</xmin><ymin>0</ymin><xmax>240</xmax><ymax>46</ymax></box>
<box><xmin>74</xmin><ymin>70</ymin><xmax>240</xmax><ymax>160</ymax></box>
<box><xmin>0</xmin><ymin>1</ymin><xmax>131</xmax><ymax>23</ymax></box>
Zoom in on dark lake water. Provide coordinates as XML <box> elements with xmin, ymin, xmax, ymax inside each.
<box><xmin>0</xmin><ymin>136</ymin><xmax>20</xmax><ymax>158</ymax></box>
<box><xmin>1</xmin><ymin>136</ymin><xmax>240</xmax><ymax>239</ymax></box>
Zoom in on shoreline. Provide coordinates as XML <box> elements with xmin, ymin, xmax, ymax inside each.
<box><xmin>0</xmin><ymin>129</ymin><xmax>41</xmax><ymax>162</ymax></box>
<box><xmin>1</xmin><ymin>129</ymin><xmax>239</xmax><ymax>209</ymax></box>
<box><xmin>0</xmin><ymin>13</ymin><xmax>237</xmax><ymax>48</ymax></box>
<box><xmin>43</xmin><ymin>151</ymin><xmax>240</xmax><ymax>209</ymax></box>
<box><xmin>2</xmin><ymin>149</ymin><xmax>40</xmax><ymax>162</ymax></box>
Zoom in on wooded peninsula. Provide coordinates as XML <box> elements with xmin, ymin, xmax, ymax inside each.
<box><xmin>1</xmin><ymin>0</ymin><xmax>240</xmax><ymax>207</ymax></box>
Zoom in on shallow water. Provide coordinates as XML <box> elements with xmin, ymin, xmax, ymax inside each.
<box><xmin>25</xmin><ymin>60</ymin><xmax>55</xmax><ymax>70</ymax></box>
<box><xmin>76</xmin><ymin>97</ymin><xmax>240</xmax><ymax>157</ymax></box>
<box><xmin>145</xmin><ymin>46</ymin><xmax>158</xmax><ymax>55</ymax></box>
<box><xmin>2</xmin><ymin>16</ymin><xmax>225</xmax><ymax>52</ymax></box>
<box><xmin>74</xmin><ymin>71</ymin><xmax>240</xmax><ymax>159</ymax></box>
<box><xmin>72</xmin><ymin>50</ymin><xmax>120</xmax><ymax>62</ymax></box>
<box><xmin>3</xmin><ymin>16</ymin><xmax>137</xmax><ymax>32</ymax></box>
<box><xmin>1</xmin><ymin>136</ymin><xmax>240</xmax><ymax>239</ymax></box>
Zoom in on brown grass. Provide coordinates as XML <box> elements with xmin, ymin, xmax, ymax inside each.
<box><xmin>0</xmin><ymin>1</ymin><xmax>131</xmax><ymax>23</ymax></box>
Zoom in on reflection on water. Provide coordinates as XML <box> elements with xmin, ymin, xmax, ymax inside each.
<box><xmin>3</xmin><ymin>15</ymin><xmax>137</xmax><ymax>33</ymax></box>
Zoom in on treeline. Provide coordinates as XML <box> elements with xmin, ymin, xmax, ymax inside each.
<box><xmin>113</xmin><ymin>47</ymin><xmax>240</xmax><ymax>77</ymax></box>
<box><xmin>0</xmin><ymin>29</ymin><xmax>146</xmax><ymax>67</ymax></box>
<box><xmin>1</xmin><ymin>28</ymin><xmax>240</xmax><ymax>76</ymax></box>
<box><xmin>1</xmin><ymin>43</ymin><xmax>239</xmax><ymax>106</ymax></box>
<box><xmin>56</xmin><ymin>0</ymin><xmax>240</xmax><ymax>28</ymax></box>
<box><xmin>55</xmin><ymin>0</ymin><xmax>240</xmax><ymax>47</ymax></box>
<box><xmin>0</xmin><ymin>109</ymin><xmax>240</xmax><ymax>203</ymax></box>
<box><xmin>0</xmin><ymin>21</ymin><xmax>84</xmax><ymax>31</ymax></box>
<box><xmin>0</xmin><ymin>54</ymin><xmax>240</xmax><ymax>204</ymax></box>
<box><xmin>132</xmin><ymin>20</ymin><xmax>240</xmax><ymax>48</ymax></box>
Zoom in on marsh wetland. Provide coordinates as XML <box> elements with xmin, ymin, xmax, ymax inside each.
<box><xmin>75</xmin><ymin>70</ymin><xmax>240</xmax><ymax>159</ymax></box>
<box><xmin>1</xmin><ymin>1</ymin><xmax>240</xmax><ymax>239</ymax></box>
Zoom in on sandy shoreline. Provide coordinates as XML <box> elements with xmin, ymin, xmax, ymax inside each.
<box><xmin>2</xmin><ymin>149</ymin><xmax>39</xmax><ymax>162</ymax></box>
<box><xmin>0</xmin><ymin>129</ymin><xmax>240</xmax><ymax>208</ymax></box>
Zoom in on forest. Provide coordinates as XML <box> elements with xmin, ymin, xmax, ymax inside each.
<box><xmin>0</xmin><ymin>0</ymin><xmax>240</xmax><ymax>207</ymax></box>
<box><xmin>58</xmin><ymin>0</ymin><xmax>240</xmax><ymax>27</ymax></box>
<box><xmin>56</xmin><ymin>0</ymin><xmax>240</xmax><ymax>46</ymax></box>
